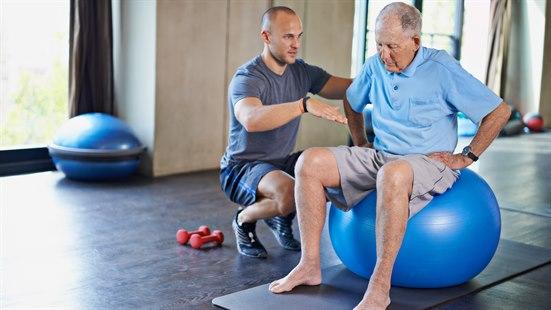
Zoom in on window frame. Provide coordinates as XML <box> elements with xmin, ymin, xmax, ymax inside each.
<box><xmin>0</xmin><ymin>147</ymin><xmax>55</xmax><ymax>177</ymax></box>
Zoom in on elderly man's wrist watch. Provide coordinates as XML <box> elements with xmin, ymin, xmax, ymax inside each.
<box><xmin>461</xmin><ymin>146</ymin><xmax>479</xmax><ymax>162</ymax></box>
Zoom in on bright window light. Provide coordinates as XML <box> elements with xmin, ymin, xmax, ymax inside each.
<box><xmin>0</xmin><ymin>0</ymin><xmax>69</xmax><ymax>149</ymax></box>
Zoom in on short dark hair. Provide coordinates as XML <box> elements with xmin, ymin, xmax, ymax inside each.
<box><xmin>261</xmin><ymin>6</ymin><xmax>296</xmax><ymax>31</ymax></box>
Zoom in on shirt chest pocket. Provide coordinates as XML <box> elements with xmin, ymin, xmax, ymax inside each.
<box><xmin>408</xmin><ymin>97</ymin><xmax>447</xmax><ymax>127</ymax></box>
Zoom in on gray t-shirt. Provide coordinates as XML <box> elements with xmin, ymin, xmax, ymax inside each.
<box><xmin>221</xmin><ymin>55</ymin><xmax>330</xmax><ymax>168</ymax></box>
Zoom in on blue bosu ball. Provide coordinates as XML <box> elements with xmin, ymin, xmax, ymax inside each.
<box><xmin>48</xmin><ymin>113</ymin><xmax>145</xmax><ymax>181</ymax></box>
<box><xmin>328</xmin><ymin>169</ymin><xmax>501</xmax><ymax>288</ymax></box>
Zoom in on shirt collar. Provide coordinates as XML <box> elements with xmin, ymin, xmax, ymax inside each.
<box><xmin>381</xmin><ymin>46</ymin><xmax>425</xmax><ymax>77</ymax></box>
<box><xmin>399</xmin><ymin>46</ymin><xmax>424</xmax><ymax>77</ymax></box>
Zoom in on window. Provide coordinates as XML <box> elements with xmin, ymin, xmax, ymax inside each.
<box><xmin>0</xmin><ymin>0</ymin><xmax>69</xmax><ymax>175</ymax></box>
<box><xmin>0</xmin><ymin>0</ymin><xmax>70</xmax><ymax>150</ymax></box>
<box><xmin>420</xmin><ymin>0</ymin><xmax>463</xmax><ymax>59</ymax></box>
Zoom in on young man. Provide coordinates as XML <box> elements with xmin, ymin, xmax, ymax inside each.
<box><xmin>220</xmin><ymin>6</ymin><xmax>351</xmax><ymax>258</ymax></box>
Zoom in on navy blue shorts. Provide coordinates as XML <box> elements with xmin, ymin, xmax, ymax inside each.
<box><xmin>220</xmin><ymin>151</ymin><xmax>303</xmax><ymax>207</ymax></box>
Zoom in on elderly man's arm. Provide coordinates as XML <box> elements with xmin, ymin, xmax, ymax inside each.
<box><xmin>430</xmin><ymin>102</ymin><xmax>511</xmax><ymax>169</ymax></box>
<box><xmin>344</xmin><ymin>97</ymin><xmax>370</xmax><ymax>147</ymax></box>
<box><xmin>468</xmin><ymin>102</ymin><xmax>512</xmax><ymax>157</ymax></box>
<box><xmin>317</xmin><ymin>76</ymin><xmax>352</xmax><ymax>100</ymax></box>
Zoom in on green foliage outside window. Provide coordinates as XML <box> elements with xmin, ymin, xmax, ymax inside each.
<box><xmin>0</xmin><ymin>59</ymin><xmax>68</xmax><ymax>148</ymax></box>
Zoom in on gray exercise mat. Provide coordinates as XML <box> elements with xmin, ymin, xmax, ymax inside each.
<box><xmin>212</xmin><ymin>239</ymin><xmax>551</xmax><ymax>309</ymax></box>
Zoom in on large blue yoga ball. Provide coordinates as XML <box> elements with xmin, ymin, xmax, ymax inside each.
<box><xmin>48</xmin><ymin>113</ymin><xmax>145</xmax><ymax>181</ymax></box>
<box><xmin>328</xmin><ymin>169</ymin><xmax>501</xmax><ymax>288</ymax></box>
<box><xmin>457</xmin><ymin>112</ymin><xmax>478</xmax><ymax>137</ymax></box>
<box><xmin>362</xmin><ymin>105</ymin><xmax>375</xmax><ymax>143</ymax></box>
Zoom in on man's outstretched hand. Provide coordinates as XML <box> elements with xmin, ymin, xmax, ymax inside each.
<box><xmin>428</xmin><ymin>152</ymin><xmax>472</xmax><ymax>170</ymax></box>
<box><xmin>306</xmin><ymin>98</ymin><xmax>348</xmax><ymax>125</ymax></box>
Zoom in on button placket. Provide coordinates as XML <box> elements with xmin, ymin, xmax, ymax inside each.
<box><xmin>389</xmin><ymin>75</ymin><xmax>400</xmax><ymax>109</ymax></box>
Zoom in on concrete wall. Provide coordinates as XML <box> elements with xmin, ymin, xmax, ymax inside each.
<box><xmin>154</xmin><ymin>0</ymin><xmax>229</xmax><ymax>176</ymax></box>
<box><xmin>504</xmin><ymin>0</ymin><xmax>546</xmax><ymax>116</ymax></box>
<box><xmin>114</xmin><ymin>0</ymin><xmax>354</xmax><ymax>177</ymax></box>
<box><xmin>154</xmin><ymin>0</ymin><xmax>271</xmax><ymax>177</ymax></box>
<box><xmin>540</xmin><ymin>0</ymin><xmax>551</xmax><ymax>127</ymax></box>
<box><xmin>112</xmin><ymin>0</ymin><xmax>157</xmax><ymax>175</ymax></box>
<box><xmin>114</xmin><ymin>0</ymin><xmax>270</xmax><ymax>176</ymax></box>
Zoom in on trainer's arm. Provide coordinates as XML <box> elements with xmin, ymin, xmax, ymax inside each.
<box><xmin>235</xmin><ymin>97</ymin><xmax>303</xmax><ymax>132</ymax></box>
<box><xmin>235</xmin><ymin>96</ymin><xmax>347</xmax><ymax>132</ymax></box>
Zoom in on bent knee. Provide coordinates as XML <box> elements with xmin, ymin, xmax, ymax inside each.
<box><xmin>295</xmin><ymin>148</ymin><xmax>333</xmax><ymax>178</ymax></box>
<box><xmin>377</xmin><ymin>160</ymin><xmax>413</xmax><ymax>189</ymax></box>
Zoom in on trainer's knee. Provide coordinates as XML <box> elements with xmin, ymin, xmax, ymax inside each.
<box><xmin>377</xmin><ymin>160</ymin><xmax>413</xmax><ymax>193</ymax></box>
<box><xmin>295</xmin><ymin>148</ymin><xmax>330</xmax><ymax>179</ymax></box>
<box><xmin>273</xmin><ymin>181</ymin><xmax>295</xmax><ymax>216</ymax></box>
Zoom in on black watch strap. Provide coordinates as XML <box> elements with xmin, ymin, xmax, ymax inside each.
<box><xmin>302</xmin><ymin>96</ymin><xmax>310</xmax><ymax>113</ymax></box>
<box><xmin>462</xmin><ymin>146</ymin><xmax>479</xmax><ymax>162</ymax></box>
<box><xmin>465</xmin><ymin>151</ymin><xmax>479</xmax><ymax>162</ymax></box>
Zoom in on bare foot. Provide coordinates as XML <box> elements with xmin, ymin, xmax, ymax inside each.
<box><xmin>353</xmin><ymin>281</ymin><xmax>391</xmax><ymax>310</ymax></box>
<box><xmin>269</xmin><ymin>262</ymin><xmax>321</xmax><ymax>293</ymax></box>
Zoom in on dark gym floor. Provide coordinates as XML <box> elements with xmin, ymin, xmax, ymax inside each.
<box><xmin>2</xmin><ymin>132</ymin><xmax>550</xmax><ymax>309</ymax></box>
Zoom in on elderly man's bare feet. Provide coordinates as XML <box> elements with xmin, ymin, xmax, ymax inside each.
<box><xmin>269</xmin><ymin>262</ymin><xmax>321</xmax><ymax>293</ymax></box>
<box><xmin>353</xmin><ymin>280</ymin><xmax>391</xmax><ymax>310</ymax></box>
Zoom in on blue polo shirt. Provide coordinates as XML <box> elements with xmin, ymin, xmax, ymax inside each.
<box><xmin>347</xmin><ymin>47</ymin><xmax>502</xmax><ymax>155</ymax></box>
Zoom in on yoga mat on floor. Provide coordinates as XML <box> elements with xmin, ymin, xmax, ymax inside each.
<box><xmin>213</xmin><ymin>239</ymin><xmax>551</xmax><ymax>310</ymax></box>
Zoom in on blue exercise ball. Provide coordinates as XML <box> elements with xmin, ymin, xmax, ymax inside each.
<box><xmin>48</xmin><ymin>113</ymin><xmax>145</xmax><ymax>181</ymax></box>
<box><xmin>328</xmin><ymin>169</ymin><xmax>500</xmax><ymax>288</ymax></box>
<box><xmin>363</xmin><ymin>105</ymin><xmax>374</xmax><ymax>132</ymax></box>
<box><xmin>362</xmin><ymin>105</ymin><xmax>375</xmax><ymax>143</ymax></box>
<box><xmin>457</xmin><ymin>112</ymin><xmax>478</xmax><ymax>137</ymax></box>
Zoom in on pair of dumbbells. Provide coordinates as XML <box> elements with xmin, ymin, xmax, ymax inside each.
<box><xmin>176</xmin><ymin>225</ymin><xmax>224</xmax><ymax>249</ymax></box>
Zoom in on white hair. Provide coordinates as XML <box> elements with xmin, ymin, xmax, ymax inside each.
<box><xmin>376</xmin><ymin>2</ymin><xmax>422</xmax><ymax>37</ymax></box>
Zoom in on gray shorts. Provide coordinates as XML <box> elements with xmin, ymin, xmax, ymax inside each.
<box><xmin>326</xmin><ymin>146</ymin><xmax>459</xmax><ymax>218</ymax></box>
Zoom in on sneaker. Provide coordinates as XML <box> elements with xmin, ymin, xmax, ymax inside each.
<box><xmin>232</xmin><ymin>210</ymin><xmax>268</xmax><ymax>258</ymax></box>
<box><xmin>264</xmin><ymin>212</ymin><xmax>301</xmax><ymax>251</ymax></box>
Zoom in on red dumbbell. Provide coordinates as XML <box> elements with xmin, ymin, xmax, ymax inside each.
<box><xmin>189</xmin><ymin>230</ymin><xmax>224</xmax><ymax>249</ymax></box>
<box><xmin>176</xmin><ymin>225</ymin><xmax>211</xmax><ymax>245</ymax></box>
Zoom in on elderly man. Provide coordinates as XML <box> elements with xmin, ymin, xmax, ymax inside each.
<box><xmin>220</xmin><ymin>6</ymin><xmax>350</xmax><ymax>259</ymax></box>
<box><xmin>269</xmin><ymin>2</ymin><xmax>511</xmax><ymax>309</ymax></box>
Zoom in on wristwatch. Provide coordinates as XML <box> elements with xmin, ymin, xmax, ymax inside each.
<box><xmin>461</xmin><ymin>145</ymin><xmax>479</xmax><ymax>162</ymax></box>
